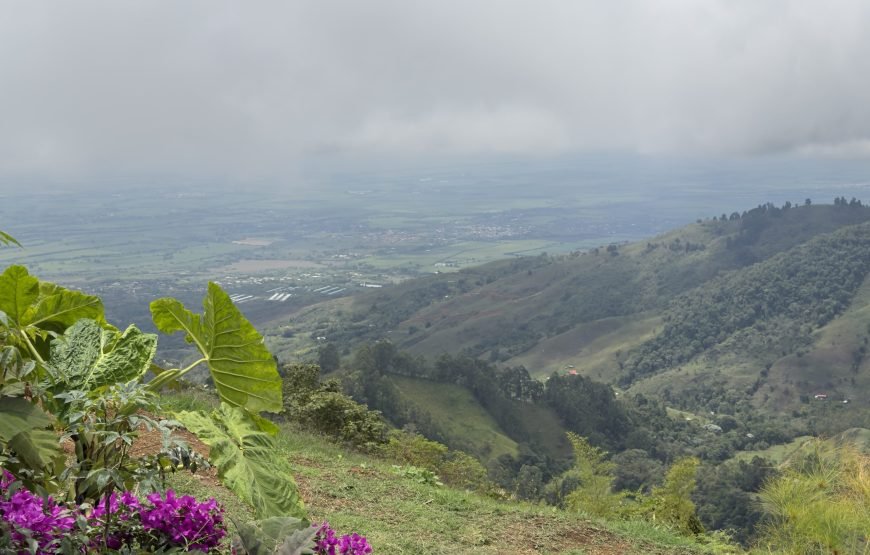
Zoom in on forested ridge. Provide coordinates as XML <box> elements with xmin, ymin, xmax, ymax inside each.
<box><xmin>623</xmin><ymin>220</ymin><xmax>870</xmax><ymax>384</ymax></box>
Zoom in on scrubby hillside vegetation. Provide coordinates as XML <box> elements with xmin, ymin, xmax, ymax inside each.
<box><xmin>270</xmin><ymin>201</ymin><xmax>870</xmax><ymax>423</ymax></box>
<box><xmin>260</xmin><ymin>201</ymin><xmax>870</xmax><ymax>546</ymax></box>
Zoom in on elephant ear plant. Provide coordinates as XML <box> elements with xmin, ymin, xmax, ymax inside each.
<box><xmin>148</xmin><ymin>282</ymin><xmax>305</xmax><ymax>518</ymax></box>
<box><xmin>0</xmin><ymin>264</ymin><xmax>375</xmax><ymax>552</ymax></box>
<box><xmin>0</xmin><ymin>265</ymin><xmax>108</xmax><ymax>490</ymax></box>
<box><xmin>0</xmin><ymin>266</ymin><xmax>202</xmax><ymax>496</ymax></box>
<box><xmin>0</xmin><ymin>266</ymin><xmax>299</xmax><ymax>518</ymax></box>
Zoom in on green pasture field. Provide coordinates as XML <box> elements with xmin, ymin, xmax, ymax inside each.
<box><xmin>508</xmin><ymin>314</ymin><xmax>661</xmax><ymax>380</ymax></box>
<box><xmin>359</xmin><ymin>240</ymin><xmax>575</xmax><ymax>272</ymax></box>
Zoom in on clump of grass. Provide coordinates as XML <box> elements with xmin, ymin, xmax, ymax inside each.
<box><xmin>756</xmin><ymin>441</ymin><xmax>870</xmax><ymax>554</ymax></box>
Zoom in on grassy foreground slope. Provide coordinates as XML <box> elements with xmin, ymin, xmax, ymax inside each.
<box><xmin>161</xmin><ymin>393</ymin><xmax>730</xmax><ymax>555</ymax></box>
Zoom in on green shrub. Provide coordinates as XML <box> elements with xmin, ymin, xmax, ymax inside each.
<box><xmin>438</xmin><ymin>451</ymin><xmax>490</xmax><ymax>491</ymax></box>
<box><xmin>562</xmin><ymin>433</ymin><xmax>627</xmax><ymax>518</ymax></box>
<box><xmin>649</xmin><ymin>457</ymin><xmax>704</xmax><ymax>535</ymax></box>
<box><xmin>282</xmin><ymin>363</ymin><xmax>388</xmax><ymax>449</ymax></box>
<box><xmin>380</xmin><ymin>430</ymin><xmax>493</xmax><ymax>492</ymax></box>
<box><xmin>380</xmin><ymin>430</ymin><xmax>448</xmax><ymax>470</ymax></box>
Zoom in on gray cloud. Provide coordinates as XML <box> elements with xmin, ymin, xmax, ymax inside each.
<box><xmin>2</xmin><ymin>0</ymin><xmax>870</xmax><ymax>180</ymax></box>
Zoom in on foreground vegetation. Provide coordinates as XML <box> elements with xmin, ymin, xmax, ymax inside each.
<box><xmin>0</xmin><ymin>260</ymin><xmax>364</xmax><ymax>553</ymax></box>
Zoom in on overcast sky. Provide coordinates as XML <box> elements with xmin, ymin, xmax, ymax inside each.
<box><xmin>2</xmin><ymin>1</ymin><xmax>870</xmax><ymax>181</ymax></box>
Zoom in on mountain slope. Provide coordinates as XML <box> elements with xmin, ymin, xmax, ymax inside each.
<box><xmin>269</xmin><ymin>203</ymin><xmax>870</xmax><ymax>421</ymax></box>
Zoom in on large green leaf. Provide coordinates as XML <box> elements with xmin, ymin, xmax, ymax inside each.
<box><xmin>151</xmin><ymin>282</ymin><xmax>282</xmax><ymax>413</ymax></box>
<box><xmin>48</xmin><ymin>319</ymin><xmax>157</xmax><ymax>392</ymax></box>
<box><xmin>0</xmin><ymin>265</ymin><xmax>106</xmax><ymax>342</ymax></box>
<box><xmin>7</xmin><ymin>428</ymin><xmax>64</xmax><ymax>474</ymax></box>
<box><xmin>27</xmin><ymin>280</ymin><xmax>107</xmax><ymax>331</ymax></box>
<box><xmin>0</xmin><ymin>396</ymin><xmax>62</xmax><ymax>473</ymax></box>
<box><xmin>233</xmin><ymin>517</ymin><xmax>315</xmax><ymax>555</ymax></box>
<box><xmin>0</xmin><ymin>396</ymin><xmax>53</xmax><ymax>442</ymax></box>
<box><xmin>175</xmin><ymin>405</ymin><xmax>305</xmax><ymax>520</ymax></box>
<box><xmin>0</xmin><ymin>266</ymin><xmax>40</xmax><ymax>325</ymax></box>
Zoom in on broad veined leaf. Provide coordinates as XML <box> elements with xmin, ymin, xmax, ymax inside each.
<box><xmin>26</xmin><ymin>280</ymin><xmax>107</xmax><ymax>332</ymax></box>
<box><xmin>151</xmin><ymin>282</ymin><xmax>282</xmax><ymax>413</ymax></box>
<box><xmin>0</xmin><ymin>266</ymin><xmax>107</xmax><ymax>349</ymax></box>
<box><xmin>48</xmin><ymin>319</ymin><xmax>157</xmax><ymax>392</ymax></box>
<box><xmin>0</xmin><ymin>397</ymin><xmax>62</xmax><ymax>474</ymax></box>
<box><xmin>7</xmin><ymin>428</ymin><xmax>64</xmax><ymax>474</ymax></box>
<box><xmin>175</xmin><ymin>405</ymin><xmax>305</xmax><ymax>519</ymax></box>
<box><xmin>276</xmin><ymin>527</ymin><xmax>319</xmax><ymax>555</ymax></box>
<box><xmin>0</xmin><ymin>265</ymin><xmax>40</xmax><ymax>325</ymax></box>
<box><xmin>232</xmin><ymin>516</ymin><xmax>314</xmax><ymax>555</ymax></box>
<box><xmin>0</xmin><ymin>396</ymin><xmax>54</xmax><ymax>442</ymax></box>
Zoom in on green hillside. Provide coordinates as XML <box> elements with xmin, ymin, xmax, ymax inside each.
<box><xmin>269</xmin><ymin>203</ymin><xmax>870</xmax><ymax>422</ymax></box>
<box><xmin>733</xmin><ymin>428</ymin><xmax>870</xmax><ymax>464</ymax></box>
<box><xmin>392</xmin><ymin>375</ymin><xmax>521</xmax><ymax>462</ymax></box>
<box><xmin>260</xmin><ymin>202</ymin><xmax>870</xmax><ymax>545</ymax></box>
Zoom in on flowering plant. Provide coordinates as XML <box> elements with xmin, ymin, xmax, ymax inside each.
<box><xmin>232</xmin><ymin>517</ymin><xmax>373</xmax><ymax>555</ymax></box>
<box><xmin>1</xmin><ymin>471</ymin><xmax>226</xmax><ymax>553</ymax></box>
<box><xmin>313</xmin><ymin>521</ymin><xmax>373</xmax><ymax>555</ymax></box>
<box><xmin>0</xmin><ymin>471</ymin><xmax>74</xmax><ymax>553</ymax></box>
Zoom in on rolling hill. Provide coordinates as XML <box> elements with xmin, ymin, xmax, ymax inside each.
<box><xmin>259</xmin><ymin>201</ymin><xmax>870</xmax><ymax>544</ymax></box>
<box><xmin>268</xmin><ymin>202</ymin><xmax>870</xmax><ymax>424</ymax></box>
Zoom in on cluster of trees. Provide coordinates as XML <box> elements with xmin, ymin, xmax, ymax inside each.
<box><xmin>325</xmin><ymin>339</ymin><xmax>787</xmax><ymax>544</ymax></box>
<box><xmin>281</xmin><ymin>363</ymin><xmax>388</xmax><ymax>449</ymax></box>
<box><xmin>833</xmin><ymin>196</ymin><xmax>864</xmax><ymax>207</ymax></box>
<box><xmin>624</xmin><ymin>222</ymin><xmax>870</xmax><ymax>384</ymax></box>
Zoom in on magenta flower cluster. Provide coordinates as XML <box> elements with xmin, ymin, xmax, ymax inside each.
<box><xmin>139</xmin><ymin>489</ymin><xmax>226</xmax><ymax>551</ymax></box>
<box><xmin>1</xmin><ymin>471</ymin><xmax>225</xmax><ymax>553</ymax></box>
<box><xmin>313</xmin><ymin>521</ymin><xmax>373</xmax><ymax>555</ymax></box>
<box><xmin>0</xmin><ymin>471</ymin><xmax>74</xmax><ymax>552</ymax></box>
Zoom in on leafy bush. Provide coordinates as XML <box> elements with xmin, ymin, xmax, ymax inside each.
<box><xmin>380</xmin><ymin>431</ymin><xmax>491</xmax><ymax>492</ymax></box>
<box><xmin>648</xmin><ymin>457</ymin><xmax>704</xmax><ymax>535</ymax></box>
<box><xmin>391</xmin><ymin>465</ymin><xmax>443</xmax><ymax>487</ymax></box>
<box><xmin>437</xmin><ymin>451</ymin><xmax>490</xmax><ymax>491</ymax></box>
<box><xmin>380</xmin><ymin>431</ymin><xmax>448</xmax><ymax>470</ymax></box>
<box><xmin>562</xmin><ymin>433</ymin><xmax>627</xmax><ymax>518</ymax></box>
<box><xmin>282</xmin><ymin>363</ymin><xmax>388</xmax><ymax>449</ymax></box>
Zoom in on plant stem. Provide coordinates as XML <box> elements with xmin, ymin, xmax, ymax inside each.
<box><xmin>146</xmin><ymin>358</ymin><xmax>206</xmax><ymax>391</ymax></box>
<box><xmin>20</xmin><ymin>331</ymin><xmax>46</xmax><ymax>367</ymax></box>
